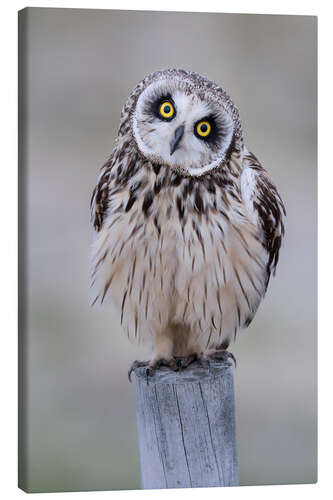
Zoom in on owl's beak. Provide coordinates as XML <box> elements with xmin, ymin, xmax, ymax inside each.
<box><xmin>170</xmin><ymin>125</ymin><xmax>184</xmax><ymax>155</ymax></box>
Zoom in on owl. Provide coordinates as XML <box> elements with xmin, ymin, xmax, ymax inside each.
<box><xmin>90</xmin><ymin>69</ymin><xmax>285</xmax><ymax>379</ymax></box>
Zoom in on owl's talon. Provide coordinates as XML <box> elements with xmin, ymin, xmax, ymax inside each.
<box><xmin>168</xmin><ymin>358</ymin><xmax>178</xmax><ymax>371</ymax></box>
<box><xmin>210</xmin><ymin>349</ymin><xmax>237</xmax><ymax>368</ymax></box>
<box><xmin>174</xmin><ymin>354</ymin><xmax>198</xmax><ymax>370</ymax></box>
<box><xmin>128</xmin><ymin>360</ymin><xmax>149</xmax><ymax>382</ymax></box>
<box><xmin>149</xmin><ymin>357</ymin><xmax>177</xmax><ymax>373</ymax></box>
<box><xmin>129</xmin><ymin>350</ymin><xmax>236</xmax><ymax>381</ymax></box>
<box><xmin>176</xmin><ymin>358</ymin><xmax>182</xmax><ymax>372</ymax></box>
<box><xmin>129</xmin><ymin>357</ymin><xmax>178</xmax><ymax>382</ymax></box>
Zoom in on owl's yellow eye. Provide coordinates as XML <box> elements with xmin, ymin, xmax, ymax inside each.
<box><xmin>196</xmin><ymin>120</ymin><xmax>211</xmax><ymax>138</ymax></box>
<box><xmin>159</xmin><ymin>101</ymin><xmax>175</xmax><ymax>119</ymax></box>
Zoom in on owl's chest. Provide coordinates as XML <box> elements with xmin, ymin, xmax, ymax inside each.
<box><xmin>100</xmin><ymin>175</ymin><xmax>266</xmax><ymax>315</ymax></box>
<box><xmin>119</xmin><ymin>181</ymin><xmax>256</xmax><ymax>274</ymax></box>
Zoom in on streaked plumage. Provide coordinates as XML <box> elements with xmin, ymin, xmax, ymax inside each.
<box><xmin>90</xmin><ymin>69</ymin><xmax>285</xmax><ymax>370</ymax></box>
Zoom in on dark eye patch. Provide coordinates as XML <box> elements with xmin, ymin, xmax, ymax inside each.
<box><xmin>194</xmin><ymin>113</ymin><xmax>230</xmax><ymax>151</ymax></box>
<box><xmin>194</xmin><ymin>115</ymin><xmax>218</xmax><ymax>143</ymax></box>
<box><xmin>144</xmin><ymin>93</ymin><xmax>176</xmax><ymax>121</ymax></box>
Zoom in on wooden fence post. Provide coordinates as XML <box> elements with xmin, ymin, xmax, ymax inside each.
<box><xmin>134</xmin><ymin>360</ymin><xmax>238</xmax><ymax>489</ymax></box>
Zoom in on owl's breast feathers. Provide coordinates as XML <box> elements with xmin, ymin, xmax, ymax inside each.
<box><xmin>90</xmin><ymin>143</ymin><xmax>285</xmax><ymax>346</ymax></box>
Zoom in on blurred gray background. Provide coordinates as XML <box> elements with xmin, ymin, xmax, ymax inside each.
<box><xmin>20</xmin><ymin>8</ymin><xmax>317</xmax><ymax>492</ymax></box>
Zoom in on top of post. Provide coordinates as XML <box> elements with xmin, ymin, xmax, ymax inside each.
<box><xmin>134</xmin><ymin>359</ymin><xmax>233</xmax><ymax>385</ymax></box>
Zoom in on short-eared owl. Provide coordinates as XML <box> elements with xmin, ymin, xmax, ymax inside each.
<box><xmin>90</xmin><ymin>69</ymin><xmax>285</xmax><ymax>377</ymax></box>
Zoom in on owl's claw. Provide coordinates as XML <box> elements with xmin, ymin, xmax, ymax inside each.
<box><xmin>128</xmin><ymin>360</ymin><xmax>149</xmax><ymax>382</ymax></box>
<box><xmin>209</xmin><ymin>349</ymin><xmax>237</xmax><ymax>368</ymax></box>
<box><xmin>177</xmin><ymin>354</ymin><xmax>209</xmax><ymax>369</ymax></box>
<box><xmin>128</xmin><ymin>350</ymin><xmax>236</xmax><ymax>382</ymax></box>
<box><xmin>146</xmin><ymin>358</ymin><xmax>178</xmax><ymax>379</ymax></box>
<box><xmin>174</xmin><ymin>354</ymin><xmax>198</xmax><ymax>371</ymax></box>
<box><xmin>174</xmin><ymin>350</ymin><xmax>236</xmax><ymax>370</ymax></box>
<box><xmin>128</xmin><ymin>357</ymin><xmax>178</xmax><ymax>382</ymax></box>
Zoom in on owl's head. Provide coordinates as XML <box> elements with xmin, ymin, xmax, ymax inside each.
<box><xmin>127</xmin><ymin>69</ymin><xmax>242</xmax><ymax>177</ymax></box>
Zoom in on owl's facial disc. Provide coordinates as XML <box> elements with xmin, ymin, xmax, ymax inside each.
<box><xmin>132</xmin><ymin>77</ymin><xmax>235</xmax><ymax>176</ymax></box>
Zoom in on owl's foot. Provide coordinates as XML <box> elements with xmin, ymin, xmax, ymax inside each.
<box><xmin>128</xmin><ymin>360</ymin><xmax>149</xmax><ymax>382</ymax></box>
<box><xmin>206</xmin><ymin>349</ymin><xmax>237</xmax><ymax>368</ymax></box>
<box><xmin>128</xmin><ymin>350</ymin><xmax>236</xmax><ymax>381</ymax></box>
<box><xmin>174</xmin><ymin>354</ymin><xmax>200</xmax><ymax>370</ymax></box>
<box><xmin>174</xmin><ymin>350</ymin><xmax>236</xmax><ymax>370</ymax></box>
<box><xmin>128</xmin><ymin>358</ymin><xmax>177</xmax><ymax>382</ymax></box>
<box><xmin>174</xmin><ymin>354</ymin><xmax>212</xmax><ymax>370</ymax></box>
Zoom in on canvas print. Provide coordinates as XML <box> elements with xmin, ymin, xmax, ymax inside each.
<box><xmin>18</xmin><ymin>8</ymin><xmax>317</xmax><ymax>492</ymax></box>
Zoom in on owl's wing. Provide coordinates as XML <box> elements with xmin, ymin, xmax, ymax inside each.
<box><xmin>90</xmin><ymin>153</ymin><xmax>114</xmax><ymax>232</ymax></box>
<box><xmin>241</xmin><ymin>150</ymin><xmax>286</xmax><ymax>283</ymax></box>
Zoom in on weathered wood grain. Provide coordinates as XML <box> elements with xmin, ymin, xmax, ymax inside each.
<box><xmin>134</xmin><ymin>360</ymin><xmax>238</xmax><ymax>489</ymax></box>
